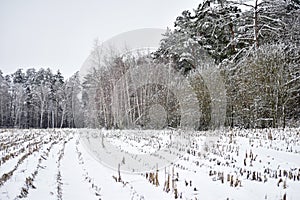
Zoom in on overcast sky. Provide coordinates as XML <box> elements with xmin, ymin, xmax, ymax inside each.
<box><xmin>0</xmin><ymin>0</ymin><xmax>199</xmax><ymax>78</ymax></box>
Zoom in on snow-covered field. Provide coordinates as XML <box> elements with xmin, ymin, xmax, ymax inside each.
<box><xmin>0</xmin><ymin>128</ymin><xmax>300</xmax><ymax>200</ymax></box>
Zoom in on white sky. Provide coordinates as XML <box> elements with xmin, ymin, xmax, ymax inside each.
<box><xmin>0</xmin><ymin>0</ymin><xmax>199</xmax><ymax>78</ymax></box>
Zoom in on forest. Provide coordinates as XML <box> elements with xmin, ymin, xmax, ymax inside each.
<box><xmin>0</xmin><ymin>0</ymin><xmax>299</xmax><ymax>129</ymax></box>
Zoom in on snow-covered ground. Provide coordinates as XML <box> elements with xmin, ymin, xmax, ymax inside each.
<box><xmin>0</xmin><ymin>128</ymin><xmax>299</xmax><ymax>200</ymax></box>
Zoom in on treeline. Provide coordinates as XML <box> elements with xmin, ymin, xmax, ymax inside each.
<box><xmin>1</xmin><ymin>0</ymin><xmax>300</xmax><ymax>129</ymax></box>
<box><xmin>82</xmin><ymin>0</ymin><xmax>300</xmax><ymax>129</ymax></box>
<box><xmin>0</xmin><ymin>68</ymin><xmax>82</xmax><ymax>128</ymax></box>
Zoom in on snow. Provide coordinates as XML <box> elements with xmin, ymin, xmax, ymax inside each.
<box><xmin>0</xmin><ymin>128</ymin><xmax>300</xmax><ymax>199</ymax></box>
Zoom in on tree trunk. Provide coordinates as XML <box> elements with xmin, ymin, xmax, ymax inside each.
<box><xmin>254</xmin><ymin>0</ymin><xmax>259</xmax><ymax>48</ymax></box>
